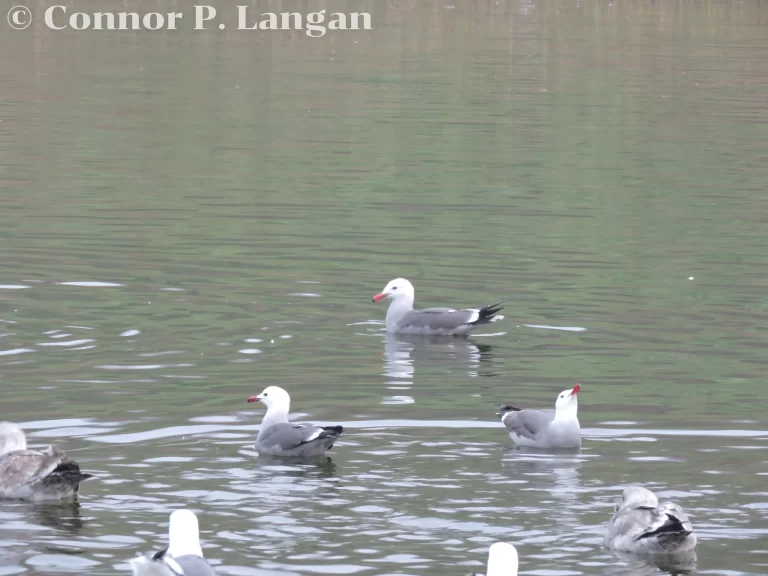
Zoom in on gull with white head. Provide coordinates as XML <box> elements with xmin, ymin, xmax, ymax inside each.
<box><xmin>372</xmin><ymin>278</ymin><xmax>506</xmax><ymax>336</ymax></box>
<box><xmin>0</xmin><ymin>421</ymin><xmax>92</xmax><ymax>501</ymax></box>
<box><xmin>247</xmin><ymin>386</ymin><xmax>343</xmax><ymax>457</ymax></box>
<box><xmin>497</xmin><ymin>384</ymin><xmax>582</xmax><ymax>449</ymax></box>
<box><xmin>130</xmin><ymin>510</ymin><xmax>216</xmax><ymax>576</ymax></box>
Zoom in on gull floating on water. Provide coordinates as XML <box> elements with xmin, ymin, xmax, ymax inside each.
<box><xmin>247</xmin><ymin>386</ymin><xmax>343</xmax><ymax>457</ymax></box>
<box><xmin>604</xmin><ymin>486</ymin><xmax>696</xmax><ymax>555</ymax></box>
<box><xmin>372</xmin><ymin>278</ymin><xmax>505</xmax><ymax>336</ymax></box>
<box><xmin>130</xmin><ymin>510</ymin><xmax>216</xmax><ymax>576</ymax></box>
<box><xmin>497</xmin><ymin>384</ymin><xmax>581</xmax><ymax>449</ymax></box>
<box><xmin>0</xmin><ymin>421</ymin><xmax>92</xmax><ymax>501</ymax></box>
<box><xmin>468</xmin><ymin>542</ymin><xmax>518</xmax><ymax>576</ymax></box>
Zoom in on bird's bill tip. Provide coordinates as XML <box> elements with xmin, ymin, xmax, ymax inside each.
<box><xmin>372</xmin><ymin>292</ymin><xmax>387</xmax><ymax>302</ymax></box>
<box><xmin>571</xmin><ymin>383</ymin><xmax>581</xmax><ymax>395</ymax></box>
<box><xmin>247</xmin><ymin>395</ymin><xmax>261</xmax><ymax>403</ymax></box>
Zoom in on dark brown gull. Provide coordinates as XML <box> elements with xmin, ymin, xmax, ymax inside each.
<box><xmin>0</xmin><ymin>421</ymin><xmax>92</xmax><ymax>501</ymax></box>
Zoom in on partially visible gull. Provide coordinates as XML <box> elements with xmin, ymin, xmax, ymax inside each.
<box><xmin>468</xmin><ymin>542</ymin><xmax>518</xmax><ymax>576</ymax></box>
<box><xmin>130</xmin><ymin>510</ymin><xmax>216</xmax><ymax>576</ymax></box>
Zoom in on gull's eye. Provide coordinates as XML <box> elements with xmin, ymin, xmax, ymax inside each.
<box><xmin>392</xmin><ymin>286</ymin><xmax>398</xmax><ymax>291</ymax></box>
<box><xmin>264</xmin><ymin>393</ymin><xmax>269</xmax><ymax>397</ymax></box>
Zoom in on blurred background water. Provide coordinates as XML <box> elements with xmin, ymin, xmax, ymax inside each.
<box><xmin>0</xmin><ymin>0</ymin><xmax>767</xmax><ymax>574</ymax></box>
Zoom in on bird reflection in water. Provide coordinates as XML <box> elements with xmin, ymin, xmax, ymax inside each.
<box><xmin>501</xmin><ymin>451</ymin><xmax>584</xmax><ymax>527</ymax></box>
<box><xmin>28</xmin><ymin>500</ymin><xmax>86</xmax><ymax>535</ymax></box>
<box><xmin>607</xmin><ymin>549</ymin><xmax>697</xmax><ymax>576</ymax></box>
<box><xmin>255</xmin><ymin>455</ymin><xmax>338</xmax><ymax>479</ymax></box>
<box><xmin>383</xmin><ymin>334</ymin><xmax>498</xmax><ymax>382</ymax></box>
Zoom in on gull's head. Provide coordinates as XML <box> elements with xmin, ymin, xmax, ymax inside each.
<box><xmin>554</xmin><ymin>383</ymin><xmax>580</xmax><ymax>412</ymax></box>
<box><xmin>486</xmin><ymin>542</ymin><xmax>518</xmax><ymax>576</ymax></box>
<box><xmin>0</xmin><ymin>421</ymin><xmax>27</xmax><ymax>456</ymax></box>
<box><xmin>617</xmin><ymin>485</ymin><xmax>658</xmax><ymax>512</ymax></box>
<box><xmin>167</xmin><ymin>509</ymin><xmax>203</xmax><ymax>558</ymax></box>
<box><xmin>372</xmin><ymin>278</ymin><xmax>414</xmax><ymax>303</ymax></box>
<box><xmin>247</xmin><ymin>385</ymin><xmax>290</xmax><ymax>411</ymax></box>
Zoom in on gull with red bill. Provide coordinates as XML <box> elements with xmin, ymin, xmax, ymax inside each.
<box><xmin>247</xmin><ymin>386</ymin><xmax>343</xmax><ymax>458</ymax></box>
<box><xmin>496</xmin><ymin>384</ymin><xmax>582</xmax><ymax>449</ymax></box>
<box><xmin>372</xmin><ymin>278</ymin><xmax>506</xmax><ymax>336</ymax></box>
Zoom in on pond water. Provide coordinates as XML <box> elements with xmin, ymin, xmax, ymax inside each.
<box><xmin>0</xmin><ymin>1</ymin><xmax>767</xmax><ymax>575</ymax></box>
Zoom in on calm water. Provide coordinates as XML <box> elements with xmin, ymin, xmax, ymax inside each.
<box><xmin>1</xmin><ymin>0</ymin><xmax>768</xmax><ymax>574</ymax></box>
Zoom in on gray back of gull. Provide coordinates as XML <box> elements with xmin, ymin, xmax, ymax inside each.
<box><xmin>397</xmin><ymin>308</ymin><xmax>477</xmax><ymax>336</ymax></box>
<box><xmin>256</xmin><ymin>422</ymin><xmax>342</xmax><ymax>457</ymax></box>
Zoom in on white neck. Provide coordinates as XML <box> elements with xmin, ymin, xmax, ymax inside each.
<box><xmin>258</xmin><ymin>404</ymin><xmax>290</xmax><ymax>440</ymax></box>
<box><xmin>553</xmin><ymin>401</ymin><xmax>578</xmax><ymax>422</ymax></box>
<box><xmin>168</xmin><ymin>514</ymin><xmax>203</xmax><ymax>558</ymax></box>
<box><xmin>168</xmin><ymin>539</ymin><xmax>203</xmax><ymax>558</ymax></box>
<box><xmin>385</xmin><ymin>296</ymin><xmax>414</xmax><ymax>330</ymax></box>
<box><xmin>486</xmin><ymin>542</ymin><xmax>518</xmax><ymax>576</ymax></box>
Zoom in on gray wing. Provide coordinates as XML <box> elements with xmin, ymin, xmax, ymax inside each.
<box><xmin>498</xmin><ymin>408</ymin><xmax>555</xmax><ymax>440</ymax></box>
<box><xmin>259</xmin><ymin>423</ymin><xmax>329</xmax><ymax>451</ymax></box>
<box><xmin>401</xmin><ymin>308</ymin><xmax>476</xmax><ymax>331</ymax></box>
<box><xmin>175</xmin><ymin>554</ymin><xmax>216</xmax><ymax>576</ymax></box>
<box><xmin>0</xmin><ymin>449</ymin><xmax>64</xmax><ymax>491</ymax></box>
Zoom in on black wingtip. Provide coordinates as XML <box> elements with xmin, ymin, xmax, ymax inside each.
<box><xmin>152</xmin><ymin>546</ymin><xmax>169</xmax><ymax>561</ymax></box>
<box><xmin>470</xmin><ymin>299</ymin><xmax>508</xmax><ymax>325</ymax></box>
<box><xmin>320</xmin><ymin>425</ymin><xmax>344</xmax><ymax>439</ymax></box>
<box><xmin>635</xmin><ymin>515</ymin><xmax>690</xmax><ymax>541</ymax></box>
<box><xmin>496</xmin><ymin>404</ymin><xmax>520</xmax><ymax>419</ymax></box>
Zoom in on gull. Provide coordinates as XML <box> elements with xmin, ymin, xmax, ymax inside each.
<box><xmin>497</xmin><ymin>384</ymin><xmax>581</xmax><ymax>449</ymax></box>
<box><xmin>372</xmin><ymin>278</ymin><xmax>505</xmax><ymax>336</ymax></box>
<box><xmin>604</xmin><ymin>486</ymin><xmax>696</xmax><ymax>555</ymax></box>
<box><xmin>247</xmin><ymin>386</ymin><xmax>343</xmax><ymax>457</ymax></box>
<box><xmin>0</xmin><ymin>421</ymin><xmax>92</xmax><ymax>501</ymax></box>
<box><xmin>130</xmin><ymin>510</ymin><xmax>216</xmax><ymax>576</ymax></box>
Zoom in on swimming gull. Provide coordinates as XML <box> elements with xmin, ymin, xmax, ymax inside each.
<box><xmin>130</xmin><ymin>509</ymin><xmax>216</xmax><ymax>576</ymax></box>
<box><xmin>468</xmin><ymin>542</ymin><xmax>518</xmax><ymax>576</ymax></box>
<box><xmin>0</xmin><ymin>421</ymin><xmax>92</xmax><ymax>501</ymax></box>
<box><xmin>372</xmin><ymin>278</ymin><xmax>505</xmax><ymax>336</ymax></box>
<box><xmin>497</xmin><ymin>384</ymin><xmax>581</xmax><ymax>449</ymax></box>
<box><xmin>247</xmin><ymin>386</ymin><xmax>343</xmax><ymax>457</ymax></box>
<box><xmin>604</xmin><ymin>486</ymin><xmax>696</xmax><ymax>555</ymax></box>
